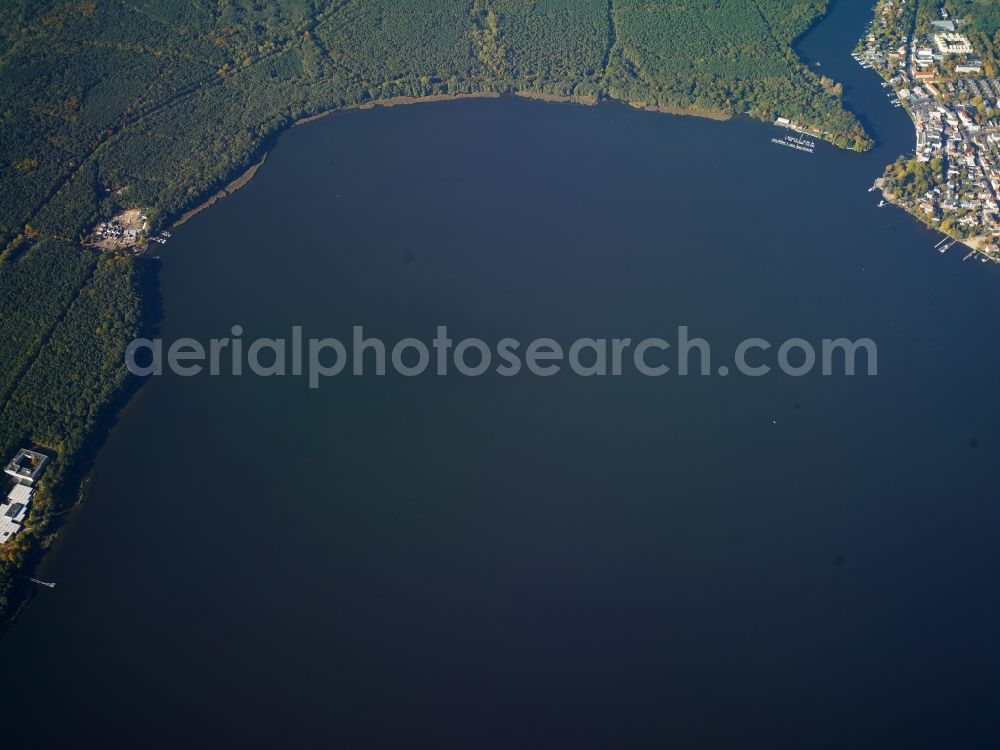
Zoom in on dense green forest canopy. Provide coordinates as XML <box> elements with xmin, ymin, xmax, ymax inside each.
<box><xmin>0</xmin><ymin>241</ymin><xmax>144</xmax><ymax>618</ymax></box>
<box><xmin>0</xmin><ymin>0</ymin><xmax>866</xmax><ymax>620</ymax></box>
<box><xmin>946</xmin><ymin>0</ymin><xmax>1000</xmax><ymax>38</ymax></box>
<box><xmin>944</xmin><ymin>0</ymin><xmax>1000</xmax><ymax>74</ymax></box>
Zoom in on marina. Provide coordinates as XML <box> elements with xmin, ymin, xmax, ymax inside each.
<box><xmin>857</xmin><ymin>0</ymin><xmax>1000</xmax><ymax>263</ymax></box>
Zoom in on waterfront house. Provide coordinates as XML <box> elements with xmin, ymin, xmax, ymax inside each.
<box><xmin>4</xmin><ymin>449</ymin><xmax>49</xmax><ymax>485</ymax></box>
<box><xmin>0</xmin><ymin>484</ymin><xmax>33</xmax><ymax>541</ymax></box>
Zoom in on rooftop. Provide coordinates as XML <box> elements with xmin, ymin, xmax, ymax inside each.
<box><xmin>3</xmin><ymin>449</ymin><xmax>50</xmax><ymax>484</ymax></box>
<box><xmin>1</xmin><ymin>479</ymin><xmax>35</xmax><ymax>543</ymax></box>
<box><xmin>6</xmin><ymin>484</ymin><xmax>32</xmax><ymax>505</ymax></box>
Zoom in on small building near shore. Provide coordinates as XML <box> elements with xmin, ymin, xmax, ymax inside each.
<box><xmin>0</xmin><ymin>484</ymin><xmax>33</xmax><ymax>541</ymax></box>
<box><xmin>4</xmin><ymin>449</ymin><xmax>49</xmax><ymax>485</ymax></box>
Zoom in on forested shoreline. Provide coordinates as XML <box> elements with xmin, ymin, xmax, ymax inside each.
<box><xmin>0</xmin><ymin>242</ymin><xmax>148</xmax><ymax>623</ymax></box>
<box><xmin>1</xmin><ymin>0</ymin><xmax>870</xmax><ymax>250</ymax></box>
<box><xmin>0</xmin><ymin>0</ymin><xmax>868</xmax><ymax>624</ymax></box>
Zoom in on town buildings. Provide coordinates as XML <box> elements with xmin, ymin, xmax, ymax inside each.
<box><xmin>858</xmin><ymin>1</ymin><xmax>1000</xmax><ymax>260</ymax></box>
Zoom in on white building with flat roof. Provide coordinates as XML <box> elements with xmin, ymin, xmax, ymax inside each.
<box><xmin>956</xmin><ymin>62</ymin><xmax>982</xmax><ymax>75</ymax></box>
<box><xmin>7</xmin><ymin>484</ymin><xmax>32</xmax><ymax>505</ymax></box>
<box><xmin>934</xmin><ymin>33</ymin><xmax>974</xmax><ymax>56</ymax></box>
<box><xmin>4</xmin><ymin>449</ymin><xmax>49</xmax><ymax>485</ymax></box>
<box><xmin>0</xmin><ymin>484</ymin><xmax>33</xmax><ymax>542</ymax></box>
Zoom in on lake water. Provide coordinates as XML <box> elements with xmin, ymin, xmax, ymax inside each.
<box><xmin>1</xmin><ymin>1</ymin><xmax>998</xmax><ymax>747</ymax></box>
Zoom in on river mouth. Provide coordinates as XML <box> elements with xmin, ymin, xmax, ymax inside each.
<box><xmin>2</xmin><ymin>13</ymin><xmax>999</xmax><ymax>749</ymax></box>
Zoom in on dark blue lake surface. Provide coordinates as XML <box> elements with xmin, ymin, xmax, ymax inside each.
<box><xmin>1</xmin><ymin>2</ymin><xmax>998</xmax><ymax>747</ymax></box>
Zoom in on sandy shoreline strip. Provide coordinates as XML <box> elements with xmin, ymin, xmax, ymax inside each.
<box><xmin>294</xmin><ymin>91</ymin><xmax>502</xmax><ymax>126</ymax></box>
<box><xmin>172</xmin><ymin>154</ymin><xmax>268</xmax><ymax>228</ymax></box>
<box><xmin>513</xmin><ymin>90</ymin><xmax>599</xmax><ymax>106</ymax></box>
